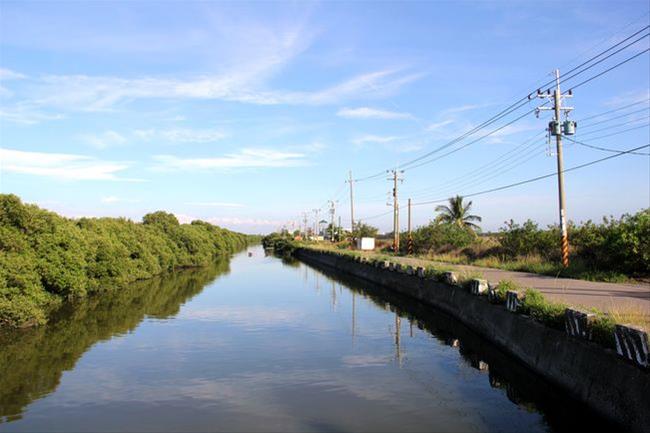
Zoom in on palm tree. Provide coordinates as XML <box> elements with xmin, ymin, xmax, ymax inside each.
<box><xmin>435</xmin><ymin>195</ymin><xmax>482</xmax><ymax>230</ymax></box>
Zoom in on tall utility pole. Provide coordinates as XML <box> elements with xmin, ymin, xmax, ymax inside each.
<box><xmin>407</xmin><ymin>198</ymin><xmax>413</xmax><ymax>255</ymax></box>
<box><xmin>328</xmin><ymin>200</ymin><xmax>336</xmax><ymax>242</ymax></box>
<box><xmin>302</xmin><ymin>212</ymin><xmax>309</xmax><ymax>239</ymax></box>
<box><xmin>387</xmin><ymin>169</ymin><xmax>404</xmax><ymax>252</ymax></box>
<box><xmin>312</xmin><ymin>208</ymin><xmax>320</xmax><ymax>239</ymax></box>
<box><xmin>346</xmin><ymin>170</ymin><xmax>355</xmax><ymax>240</ymax></box>
<box><xmin>531</xmin><ymin>68</ymin><xmax>574</xmax><ymax>267</ymax></box>
<box><xmin>338</xmin><ymin>216</ymin><xmax>342</xmax><ymax>241</ymax></box>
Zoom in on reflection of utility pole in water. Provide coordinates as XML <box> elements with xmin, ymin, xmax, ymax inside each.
<box><xmin>314</xmin><ymin>272</ymin><xmax>320</xmax><ymax>294</ymax></box>
<box><xmin>395</xmin><ymin>313</ymin><xmax>402</xmax><ymax>367</ymax></box>
<box><xmin>409</xmin><ymin>317</ymin><xmax>413</xmax><ymax>338</ymax></box>
<box><xmin>351</xmin><ymin>291</ymin><xmax>357</xmax><ymax>340</ymax></box>
<box><xmin>331</xmin><ymin>281</ymin><xmax>337</xmax><ymax>311</ymax></box>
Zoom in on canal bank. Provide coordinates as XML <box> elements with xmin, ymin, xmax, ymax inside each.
<box><xmin>294</xmin><ymin>247</ymin><xmax>650</xmax><ymax>433</ymax></box>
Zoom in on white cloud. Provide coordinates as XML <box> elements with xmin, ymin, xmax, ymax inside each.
<box><xmin>0</xmin><ymin>68</ymin><xmax>26</xmax><ymax>80</ymax></box>
<box><xmin>426</xmin><ymin>119</ymin><xmax>455</xmax><ymax>131</ymax></box>
<box><xmin>0</xmin><ymin>103</ymin><xmax>64</xmax><ymax>125</ymax></box>
<box><xmin>485</xmin><ymin>122</ymin><xmax>538</xmax><ymax>144</ymax></box>
<box><xmin>206</xmin><ymin>217</ymin><xmax>286</xmax><ymax>226</ymax></box>
<box><xmin>80</xmin><ymin>130</ymin><xmax>127</xmax><ymax>149</ymax></box>
<box><xmin>134</xmin><ymin>128</ymin><xmax>226</xmax><ymax>143</ymax></box>
<box><xmin>337</xmin><ymin>107</ymin><xmax>413</xmax><ymax>120</ymax></box>
<box><xmin>174</xmin><ymin>214</ymin><xmax>284</xmax><ymax>230</ymax></box>
<box><xmin>603</xmin><ymin>89</ymin><xmax>650</xmax><ymax>107</ymax></box>
<box><xmin>186</xmin><ymin>202</ymin><xmax>244</xmax><ymax>208</ymax></box>
<box><xmin>441</xmin><ymin>103</ymin><xmax>487</xmax><ymax>114</ymax></box>
<box><xmin>101</xmin><ymin>196</ymin><xmax>139</xmax><ymax>204</ymax></box>
<box><xmin>152</xmin><ymin>148</ymin><xmax>308</xmax><ymax>171</ymax></box>
<box><xmin>0</xmin><ymin>148</ymin><xmax>138</xmax><ymax>181</ymax></box>
<box><xmin>288</xmin><ymin>141</ymin><xmax>327</xmax><ymax>153</ymax></box>
<box><xmin>10</xmin><ymin>68</ymin><xmax>420</xmax><ymax>117</ymax></box>
<box><xmin>352</xmin><ymin>134</ymin><xmax>401</xmax><ymax>145</ymax></box>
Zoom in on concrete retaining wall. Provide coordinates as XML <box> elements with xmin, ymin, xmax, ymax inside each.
<box><xmin>295</xmin><ymin>248</ymin><xmax>650</xmax><ymax>433</ymax></box>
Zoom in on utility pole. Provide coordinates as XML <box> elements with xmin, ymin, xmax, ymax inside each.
<box><xmin>312</xmin><ymin>208</ymin><xmax>320</xmax><ymax>239</ymax></box>
<box><xmin>407</xmin><ymin>198</ymin><xmax>413</xmax><ymax>255</ymax></box>
<box><xmin>530</xmin><ymin>69</ymin><xmax>575</xmax><ymax>267</ymax></box>
<box><xmin>346</xmin><ymin>170</ymin><xmax>355</xmax><ymax>241</ymax></box>
<box><xmin>338</xmin><ymin>216</ymin><xmax>342</xmax><ymax>242</ymax></box>
<box><xmin>328</xmin><ymin>200</ymin><xmax>337</xmax><ymax>242</ymax></box>
<box><xmin>387</xmin><ymin>169</ymin><xmax>404</xmax><ymax>253</ymax></box>
<box><xmin>302</xmin><ymin>212</ymin><xmax>309</xmax><ymax>239</ymax></box>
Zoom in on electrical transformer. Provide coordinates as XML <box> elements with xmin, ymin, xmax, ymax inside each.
<box><xmin>563</xmin><ymin>120</ymin><xmax>577</xmax><ymax>135</ymax></box>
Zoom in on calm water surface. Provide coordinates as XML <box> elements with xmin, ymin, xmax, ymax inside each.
<box><xmin>0</xmin><ymin>246</ymin><xmax>609</xmax><ymax>432</ymax></box>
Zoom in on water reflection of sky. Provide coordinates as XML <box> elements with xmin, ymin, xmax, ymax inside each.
<box><xmin>3</xmin><ymin>246</ymin><xmax>551</xmax><ymax>432</ymax></box>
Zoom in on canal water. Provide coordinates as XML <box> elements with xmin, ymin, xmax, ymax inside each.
<box><xmin>0</xmin><ymin>246</ymin><xmax>610</xmax><ymax>432</ymax></box>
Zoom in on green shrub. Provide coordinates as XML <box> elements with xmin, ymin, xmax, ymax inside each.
<box><xmin>494</xmin><ymin>279</ymin><xmax>518</xmax><ymax>303</ymax></box>
<box><xmin>411</xmin><ymin>222</ymin><xmax>476</xmax><ymax>254</ymax></box>
<box><xmin>520</xmin><ymin>289</ymin><xmax>567</xmax><ymax>330</ymax></box>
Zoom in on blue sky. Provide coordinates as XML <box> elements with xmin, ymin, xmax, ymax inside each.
<box><xmin>1</xmin><ymin>1</ymin><xmax>648</xmax><ymax>234</ymax></box>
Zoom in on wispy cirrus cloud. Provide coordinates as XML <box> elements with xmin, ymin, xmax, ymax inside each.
<box><xmin>352</xmin><ymin>134</ymin><xmax>401</xmax><ymax>146</ymax></box>
<box><xmin>603</xmin><ymin>89</ymin><xmax>650</xmax><ymax>107</ymax></box>
<box><xmin>0</xmin><ymin>68</ymin><xmax>26</xmax><ymax>81</ymax></box>
<box><xmin>426</xmin><ymin>119</ymin><xmax>455</xmax><ymax>131</ymax></box>
<box><xmin>186</xmin><ymin>202</ymin><xmax>244</xmax><ymax>208</ymax></box>
<box><xmin>0</xmin><ymin>148</ymin><xmax>139</xmax><ymax>181</ymax></box>
<box><xmin>134</xmin><ymin>128</ymin><xmax>226</xmax><ymax>143</ymax></box>
<box><xmin>441</xmin><ymin>103</ymin><xmax>488</xmax><ymax>115</ymax></box>
<box><xmin>101</xmin><ymin>196</ymin><xmax>140</xmax><ymax>204</ymax></box>
<box><xmin>152</xmin><ymin>148</ymin><xmax>308</xmax><ymax>171</ymax></box>
<box><xmin>337</xmin><ymin>106</ymin><xmax>413</xmax><ymax>120</ymax></box>
<box><xmin>80</xmin><ymin>130</ymin><xmax>127</xmax><ymax>149</ymax></box>
<box><xmin>17</xmin><ymin>68</ymin><xmax>421</xmax><ymax>112</ymax></box>
<box><xmin>0</xmin><ymin>102</ymin><xmax>64</xmax><ymax>125</ymax></box>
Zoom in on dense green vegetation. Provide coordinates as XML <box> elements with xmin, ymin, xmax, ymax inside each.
<box><xmin>262</xmin><ymin>232</ymin><xmax>298</xmax><ymax>255</ymax></box>
<box><xmin>404</xmin><ymin>208</ymin><xmax>649</xmax><ymax>280</ymax></box>
<box><xmin>0</xmin><ymin>194</ymin><xmax>254</xmax><ymax>328</ymax></box>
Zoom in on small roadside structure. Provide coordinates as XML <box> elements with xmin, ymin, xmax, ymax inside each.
<box><xmin>356</xmin><ymin>237</ymin><xmax>375</xmax><ymax>250</ymax></box>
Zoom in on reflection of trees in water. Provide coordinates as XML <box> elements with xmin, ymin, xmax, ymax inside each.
<box><xmin>304</xmin><ymin>261</ymin><xmax>620</xmax><ymax>433</ymax></box>
<box><xmin>0</xmin><ymin>259</ymin><xmax>230</xmax><ymax>423</ymax></box>
<box><xmin>280</xmin><ymin>256</ymin><xmax>300</xmax><ymax>268</ymax></box>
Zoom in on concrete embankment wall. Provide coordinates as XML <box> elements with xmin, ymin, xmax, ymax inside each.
<box><xmin>295</xmin><ymin>248</ymin><xmax>650</xmax><ymax>433</ymax></box>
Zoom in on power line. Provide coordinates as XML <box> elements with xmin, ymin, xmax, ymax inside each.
<box><xmin>555</xmin><ymin>31</ymin><xmax>649</xmax><ymax>90</ymax></box>
<box><xmin>357</xmin><ymin>143</ymin><xmax>649</xmax><ymax>222</ymax></box>
<box><xmin>568</xmin><ymin>48</ymin><xmax>650</xmax><ymax>91</ymax></box>
<box><xmin>317</xmin><ymin>25</ymin><xmax>650</xmax><ymax>224</ymax></box>
<box><xmin>564</xmin><ymin>136</ymin><xmax>650</xmax><ymax>156</ymax></box>
<box><xmin>410</xmin><ymin>143</ymin><xmax>650</xmax><ymax>208</ymax></box>
<box><xmin>570</xmin><ymin>123</ymin><xmax>649</xmax><ymax>141</ymax></box>
<box><xmin>577</xmin><ymin>98</ymin><xmax>650</xmax><ymax>123</ymax></box>
<box><xmin>355</xmin><ymin>26</ymin><xmax>649</xmax><ymax>180</ymax></box>
<box><xmin>578</xmin><ymin>116</ymin><xmax>650</xmax><ymax>136</ymax></box>
<box><xmin>402</xmin><ymin>107</ymin><xmax>540</xmax><ymax>172</ymax></box>
<box><xmin>353</xmin><ymin>107</ymin><xmax>647</xmax><ymax>206</ymax></box>
<box><xmin>403</xmin><ymin>133</ymin><xmax>546</xmax><ymax>200</ymax></box>
<box><xmin>402</xmin><ymin>96</ymin><xmax>650</xmax><ymax>201</ymax></box>
<box><xmin>579</xmin><ymin>106</ymin><xmax>650</xmax><ymax>128</ymax></box>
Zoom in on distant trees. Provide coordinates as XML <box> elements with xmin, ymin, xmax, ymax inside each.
<box><xmin>435</xmin><ymin>195</ymin><xmax>482</xmax><ymax>230</ymax></box>
<box><xmin>353</xmin><ymin>222</ymin><xmax>379</xmax><ymax>239</ymax></box>
<box><xmin>0</xmin><ymin>194</ymin><xmax>252</xmax><ymax>328</ymax></box>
